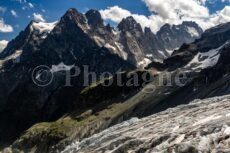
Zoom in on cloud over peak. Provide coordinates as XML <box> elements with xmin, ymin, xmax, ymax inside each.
<box><xmin>100</xmin><ymin>0</ymin><xmax>230</xmax><ymax>33</ymax></box>
<box><xmin>33</xmin><ymin>13</ymin><xmax>45</xmax><ymax>22</ymax></box>
<box><xmin>100</xmin><ymin>6</ymin><xmax>131</xmax><ymax>23</ymax></box>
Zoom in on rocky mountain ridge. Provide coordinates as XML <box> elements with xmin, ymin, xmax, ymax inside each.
<box><xmin>1</xmin><ymin>8</ymin><xmax>203</xmax><ymax>68</ymax></box>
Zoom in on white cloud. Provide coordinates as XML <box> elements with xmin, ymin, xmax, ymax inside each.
<box><xmin>0</xmin><ymin>40</ymin><xmax>8</xmax><ymax>52</ymax></box>
<box><xmin>0</xmin><ymin>18</ymin><xmax>14</xmax><ymax>33</ymax></box>
<box><xmin>100</xmin><ymin>6</ymin><xmax>131</xmax><ymax>23</ymax></box>
<box><xmin>14</xmin><ymin>0</ymin><xmax>34</xmax><ymax>10</ymax></box>
<box><xmin>33</xmin><ymin>13</ymin><xmax>45</xmax><ymax>22</ymax></box>
<box><xmin>221</xmin><ymin>0</ymin><xmax>230</xmax><ymax>2</ymax></box>
<box><xmin>141</xmin><ymin>0</ymin><xmax>211</xmax><ymax>31</ymax></box>
<box><xmin>208</xmin><ymin>6</ymin><xmax>230</xmax><ymax>26</ymax></box>
<box><xmin>28</xmin><ymin>3</ymin><xmax>34</xmax><ymax>8</ymax></box>
<box><xmin>100</xmin><ymin>1</ymin><xmax>230</xmax><ymax>33</ymax></box>
<box><xmin>0</xmin><ymin>6</ymin><xmax>7</xmax><ymax>13</ymax></box>
<box><xmin>99</xmin><ymin>6</ymin><xmax>153</xmax><ymax>31</ymax></box>
<box><xmin>143</xmin><ymin>0</ymin><xmax>209</xmax><ymax>19</ymax></box>
<box><xmin>11</xmin><ymin>10</ymin><xmax>17</xmax><ymax>17</ymax></box>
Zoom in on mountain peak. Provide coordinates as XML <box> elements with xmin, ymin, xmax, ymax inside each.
<box><xmin>62</xmin><ymin>8</ymin><xmax>86</xmax><ymax>24</ymax></box>
<box><xmin>85</xmin><ymin>9</ymin><xmax>103</xmax><ymax>28</ymax></box>
<box><xmin>59</xmin><ymin>8</ymin><xmax>88</xmax><ymax>31</ymax></box>
<box><xmin>159</xmin><ymin>23</ymin><xmax>172</xmax><ymax>31</ymax></box>
<box><xmin>118</xmin><ymin>16</ymin><xmax>142</xmax><ymax>32</ymax></box>
<box><xmin>64</xmin><ymin>8</ymin><xmax>83</xmax><ymax>18</ymax></box>
<box><xmin>66</xmin><ymin>8</ymin><xmax>79</xmax><ymax>15</ymax></box>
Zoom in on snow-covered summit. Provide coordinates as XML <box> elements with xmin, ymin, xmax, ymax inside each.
<box><xmin>30</xmin><ymin>21</ymin><xmax>58</xmax><ymax>38</ymax></box>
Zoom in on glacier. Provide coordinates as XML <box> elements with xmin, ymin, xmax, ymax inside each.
<box><xmin>62</xmin><ymin>95</ymin><xmax>230</xmax><ymax>153</ymax></box>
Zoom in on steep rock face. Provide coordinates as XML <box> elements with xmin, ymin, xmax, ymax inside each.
<box><xmin>82</xmin><ymin>11</ymin><xmax>203</xmax><ymax>67</ymax></box>
<box><xmin>157</xmin><ymin>21</ymin><xmax>203</xmax><ymax>54</ymax></box>
<box><xmin>117</xmin><ymin>17</ymin><xmax>147</xmax><ymax>66</ymax></box>
<box><xmin>116</xmin><ymin>19</ymin><xmax>203</xmax><ymax>67</ymax></box>
<box><xmin>85</xmin><ymin>10</ymin><xmax>128</xmax><ymax>61</ymax></box>
<box><xmin>62</xmin><ymin>95</ymin><xmax>230</xmax><ymax>153</ymax></box>
<box><xmin>85</xmin><ymin>9</ymin><xmax>104</xmax><ymax>28</ymax></box>
<box><xmin>0</xmin><ymin>21</ymin><xmax>57</xmax><ymax>60</ymax></box>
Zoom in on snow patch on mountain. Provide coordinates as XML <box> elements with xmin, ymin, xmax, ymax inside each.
<box><xmin>50</xmin><ymin>62</ymin><xmax>74</xmax><ymax>73</ymax></box>
<box><xmin>0</xmin><ymin>50</ymin><xmax>22</xmax><ymax>67</ymax></box>
<box><xmin>138</xmin><ymin>58</ymin><xmax>151</xmax><ymax>68</ymax></box>
<box><xmin>185</xmin><ymin>42</ymin><xmax>230</xmax><ymax>71</ymax></box>
<box><xmin>104</xmin><ymin>43</ymin><xmax>116</xmax><ymax>51</ymax></box>
<box><xmin>92</xmin><ymin>36</ymin><xmax>105</xmax><ymax>46</ymax></box>
<box><xmin>187</xmin><ymin>26</ymin><xmax>199</xmax><ymax>37</ymax></box>
<box><xmin>158</xmin><ymin>50</ymin><xmax>168</xmax><ymax>58</ymax></box>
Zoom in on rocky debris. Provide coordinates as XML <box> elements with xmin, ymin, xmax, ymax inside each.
<box><xmin>61</xmin><ymin>95</ymin><xmax>230</xmax><ymax>153</ymax></box>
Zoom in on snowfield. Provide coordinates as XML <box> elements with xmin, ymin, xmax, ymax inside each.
<box><xmin>62</xmin><ymin>95</ymin><xmax>230</xmax><ymax>153</ymax></box>
<box><xmin>185</xmin><ymin>41</ymin><xmax>230</xmax><ymax>71</ymax></box>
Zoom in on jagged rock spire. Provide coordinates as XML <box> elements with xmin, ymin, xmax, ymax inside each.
<box><xmin>118</xmin><ymin>16</ymin><xmax>142</xmax><ymax>32</ymax></box>
<box><xmin>85</xmin><ymin>9</ymin><xmax>104</xmax><ymax>28</ymax></box>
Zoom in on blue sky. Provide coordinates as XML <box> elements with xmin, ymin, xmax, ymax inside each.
<box><xmin>0</xmin><ymin>0</ymin><xmax>230</xmax><ymax>41</ymax></box>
